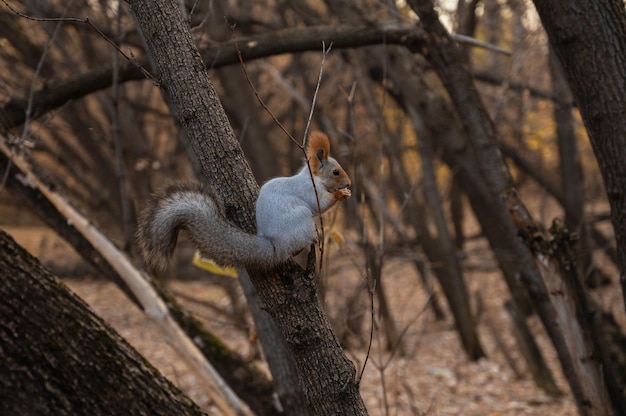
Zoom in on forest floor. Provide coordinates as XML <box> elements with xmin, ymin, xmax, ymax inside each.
<box><xmin>8</xmin><ymin>222</ymin><xmax>624</xmax><ymax>415</ymax></box>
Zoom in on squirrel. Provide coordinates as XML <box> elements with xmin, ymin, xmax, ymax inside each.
<box><xmin>137</xmin><ymin>131</ymin><xmax>351</xmax><ymax>270</ymax></box>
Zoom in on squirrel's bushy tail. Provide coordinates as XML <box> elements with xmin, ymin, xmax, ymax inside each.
<box><xmin>137</xmin><ymin>183</ymin><xmax>276</xmax><ymax>270</ymax></box>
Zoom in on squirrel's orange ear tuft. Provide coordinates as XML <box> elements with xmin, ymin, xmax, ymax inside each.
<box><xmin>306</xmin><ymin>131</ymin><xmax>331</xmax><ymax>170</ymax></box>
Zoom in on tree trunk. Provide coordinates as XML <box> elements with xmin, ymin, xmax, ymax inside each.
<box><xmin>408</xmin><ymin>103</ymin><xmax>485</xmax><ymax>360</ymax></box>
<box><xmin>504</xmin><ymin>301</ymin><xmax>562</xmax><ymax>397</ymax></box>
<box><xmin>499</xmin><ymin>142</ymin><xmax>615</xmax><ymax>280</ymax></box>
<box><xmin>532</xmin><ymin>0</ymin><xmax>626</xmax><ymax>310</ymax></box>
<box><xmin>503</xmin><ymin>191</ymin><xmax>621</xmax><ymax>415</ymax></box>
<box><xmin>0</xmin><ymin>229</ymin><xmax>204</xmax><ymax>416</ymax></box>
<box><xmin>126</xmin><ymin>1</ymin><xmax>368</xmax><ymax>414</ymax></box>
<box><xmin>548</xmin><ymin>46</ymin><xmax>599</xmax><ymax>288</ymax></box>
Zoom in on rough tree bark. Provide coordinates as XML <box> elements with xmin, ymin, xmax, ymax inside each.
<box><xmin>0</xmin><ymin>229</ymin><xmax>204</xmax><ymax>416</ymax></box>
<box><xmin>126</xmin><ymin>1</ymin><xmax>367</xmax><ymax>414</ymax></box>
<box><xmin>532</xmin><ymin>0</ymin><xmax>626</xmax><ymax>311</ymax></box>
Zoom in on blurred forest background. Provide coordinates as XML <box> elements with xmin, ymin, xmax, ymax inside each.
<box><xmin>1</xmin><ymin>0</ymin><xmax>625</xmax><ymax>415</ymax></box>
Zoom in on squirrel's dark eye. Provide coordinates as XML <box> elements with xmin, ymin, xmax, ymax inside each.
<box><xmin>332</xmin><ymin>169</ymin><xmax>340</xmax><ymax>176</ymax></box>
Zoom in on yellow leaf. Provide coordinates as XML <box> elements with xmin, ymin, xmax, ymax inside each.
<box><xmin>192</xmin><ymin>251</ymin><xmax>238</xmax><ymax>278</ymax></box>
<box><xmin>330</xmin><ymin>230</ymin><xmax>345</xmax><ymax>246</ymax></box>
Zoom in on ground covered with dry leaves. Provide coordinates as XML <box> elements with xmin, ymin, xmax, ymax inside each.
<box><xmin>9</xmin><ymin>226</ymin><xmax>602</xmax><ymax>415</ymax></box>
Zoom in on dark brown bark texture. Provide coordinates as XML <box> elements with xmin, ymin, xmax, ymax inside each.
<box><xmin>0</xmin><ymin>229</ymin><xmax>205</xmax><ymax>416</ymax></box>
<box><xmin>127</xmin><ymin>3</ymin><xmax>308</xmax><ymax>412</ymax></box>
<box><xmin>532</xmin><ymin>0</ymin><xmax>626</xmax><ymax>310</ymax></box>
<box><xmin>126</xmin><ymin>1</ymin><xmax>367</xmax><ymax>414</ymax></box>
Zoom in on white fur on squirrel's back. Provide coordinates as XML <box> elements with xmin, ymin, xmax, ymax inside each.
<box><xmin>137</xmin><ymin>183</ymin><xmax>277</xmax><ymax>270</ymax></box>
<box><xmin>256</xmin><ymin>167</ymin><xmax>320</xmax><ymax>256</ymax></box>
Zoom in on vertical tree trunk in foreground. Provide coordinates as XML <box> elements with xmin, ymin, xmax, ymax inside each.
<box><xmin>127</xmin><ymin>1</ymin><xmax>368</xmax><ymax>414</ymax></box>
<box><xmin>533</xmin><ymin>0</ymin><xmax>626</xmax><ymax>311</ymax></box>
<box><xmin>0</xmin><ymin>229</ymin><xmax>204</xmax><ymax>416</ymax></box>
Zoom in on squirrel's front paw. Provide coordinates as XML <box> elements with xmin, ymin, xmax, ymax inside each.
<box><xmin>336</xmin><ymin>187</ymin><xmax>351</xmax><ymax>200</ymax></box>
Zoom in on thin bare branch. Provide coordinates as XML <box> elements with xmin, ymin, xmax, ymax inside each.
<box><xmin>230</xmin><ymin>23</ymin><xmax>299</xmax><ymax>147</ymax></box>
<box><xmin>450</xmin><ymin>33</ymin><xmax>512</xmax><ymax>56</ymax></box>
<box><xmin>358</xmin><ymin>271</ymin><xmax>376</xmax><ymax>384</ymax></box>
<box><xmin>303</xmin><ymin>41</ymin><xmax>332</xmax><ymax>142</ymax></box>
<box><xmin>303</xmin><ymin>41</ymin><xmax>333</xmax><ymax>276</ymax></box>
<box><xmin>0</xmin><ymin>1</ymin><xmax>65</xmax><ymax>198</ymax></box>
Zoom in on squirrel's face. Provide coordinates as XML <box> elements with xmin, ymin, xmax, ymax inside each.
<box><xmin>321</xmin><ymin>157</ymin><xmax>351</xmax><ymax>192</ymax></box>
<box><xmin>307</xmin><ymin>132</ymin><xmax>351</xmax><ymax>193</ymax></box>
<box><xmin>330</xmin><ymin>168</ymin><xmax>351</xmax><ymax>191</ymax></box>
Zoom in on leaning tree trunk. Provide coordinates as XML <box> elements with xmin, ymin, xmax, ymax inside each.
<box><xmin>532</xmin><ymin>0</ymin><xmax>626</xmax><ymax>311</ymax></box>
<box><xmin>126</xmin><ymin>1</ymin><xmax>368</xmax><ymax>414</ymax></box>
<box><xmin>503</xmin><ymin>191</ymin><xmax>622</xmax><ymax>416</ymax></box>
<box><xmin>0</xmin><ymin>229</ymin><xmax>204</xmax><ymax>416</ymax></box>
